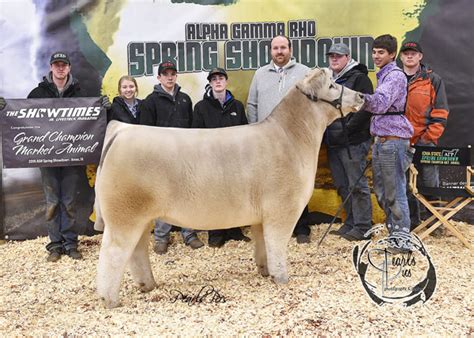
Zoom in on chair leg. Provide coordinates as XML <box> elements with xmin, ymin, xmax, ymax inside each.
<box><xmin>411</xmin><ymin>194</ymin><xmax>450</xmax><ymax>233</ymax></box>
<box><xmin>413</xmin><ymin>197</ymin><xmax>461</xmax><ymax>234</ymax></box>
<box><xmin>423</xmin><ymin>198</ymin><xmax>470</xmax><ymax>235</ymax></box>
<box><xmin>412</xmin><ymin>194</ymin><xmax>473</xmax><ymax>251</ymax></box>
<box><xmin>418</xmin><ymin>199</ymin><xmax>473</xmax><ymax>251</ymax></box>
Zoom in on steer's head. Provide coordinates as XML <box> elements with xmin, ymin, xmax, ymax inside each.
<box><xmin>297</xmin><ymin>68</ymin><xmax>365</xmax><ymax>118</ymax></box>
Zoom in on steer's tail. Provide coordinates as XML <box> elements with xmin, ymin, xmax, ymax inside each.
<box><xmin>94</xmin><ymin>121</ymin><xmax>129</xmax><ymax>231</ymax></box>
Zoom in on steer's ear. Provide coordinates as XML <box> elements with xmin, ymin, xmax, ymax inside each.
<box><xmin>297</xmin><ymin>68</ymin><xmax>325</xmax><ymax>97</ymax></box>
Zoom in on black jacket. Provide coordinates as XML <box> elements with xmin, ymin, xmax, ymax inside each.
<box><xmin>27</xmin><ymin>73</ymin><xmax>83</xmax><ymax>99</ymax></box>
<box><xmin>325</xmin><ymin>64</ymin><xmax>374</xmax><ymax>147</ymax></box>
<box><xmin>192</xmin><ymin>89</ymin><xmax>247</xmax><ymax>128</ymax></box>
<box><xmin>108</xmin><ymin>96</ymin><xmax>140</xmax><ymax>124</ymax></box>
<box><xmin>27</xmin><ymin>74</ymin><xmax>86</xmax><ymax>172</ymax></box>
<box><xmin>139</xmin><ymin>84</ymin><xmax>192</xmax><ymax>128</ymax></box>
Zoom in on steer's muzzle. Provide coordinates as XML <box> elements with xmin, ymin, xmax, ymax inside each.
<box><xmin>352</xmin><ymin>92</ymin><xmax>365</xmax><ymax>111</ymax></box>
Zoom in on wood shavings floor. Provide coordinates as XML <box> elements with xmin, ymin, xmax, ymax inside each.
<box><xmin>0</xmin><ymin>222</ymin><xmax>472</xmax><ymax>336</ymax></box>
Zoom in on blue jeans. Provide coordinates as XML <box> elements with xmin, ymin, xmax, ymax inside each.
<box><xmin>407</xmin><ymin>142</ymin><xmax>439</xmax><ymax>225</ymax></box>
<box><xmin>40</xmin><ymin>166</ymin><xmax>83</xmax><ymax>252</ymax></box>
<box><xmin>328</xmin><ymin>140</ymin><xmax>372</xmax><ymax>233</ymax></box>
<box><xmin>154</xmin><ymin>220</ymin><xmax>197</xmax><ymax>245</ymax></box>
<box><xmin>372</xmin><ymin>138</ymin><xmax>413</xmax><ymax>235</ymax></box>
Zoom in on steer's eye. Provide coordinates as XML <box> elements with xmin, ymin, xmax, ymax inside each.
<box><xmin>329</xmin><ymin>84</ymin><xmax>336</xmax><ymax>89</ymax></box>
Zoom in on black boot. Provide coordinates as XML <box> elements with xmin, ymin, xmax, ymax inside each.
<box><xmin>208</xmin><ymin>230</ymin><xmax>226</xmax><ymax>248</ymax></box>
<box><xmin>226</xmin><ymin>227</ymin><xmax>251</xmax><ymax>242</ymax></box>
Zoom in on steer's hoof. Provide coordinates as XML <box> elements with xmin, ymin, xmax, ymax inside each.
<box><xmin>258</xmin><ymin>265</ymin><xmax>269</xmax><ymax>277</ymax></box>
<box><xmin>272</xmin><ymin>274</ymin><xmax>289</xmax><ymax>284</ymax></box>
<box><xmin>102</xmin><ymin>297</ymin><xmax>122</xmax><ymax>309</ymax></box>
<box><xmin>103</xmin><ymin>298</ymin><xmax>122</xmax><ymax>309</ymax></box>
<box><xmin>138</xmin><ymin>281</ymin><xmax>158</xmax><ymax>293</ymax></box>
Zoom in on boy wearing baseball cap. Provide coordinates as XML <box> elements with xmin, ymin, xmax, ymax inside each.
<box><xmin>0</xmin><ymin>52</ymin><xmax>110</xmax><ymax>262</ymax></box>
<box><xmin>192</xmin><ymin>67</ymin><xmax>250</xmax><ymax>247</ymax></box>
<box><xmin>139</xmin><ymin>61</ymin><xmax>204</xmax><ymax>254</ymax></box>
<box><xmin>399</xmin><ymin>41</ymin><xmax>449</xmax><ymax>226</ymax></box>
<box><xmin>325</xmin><ymin>43</ymin><xmax>374</xmax><ymax>241</ymax></box>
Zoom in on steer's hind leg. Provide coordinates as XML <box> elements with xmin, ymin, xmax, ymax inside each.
<box><xmin>128</xmin><ymin>227</ymin><xmax>157</xmax><ymax>293</ymax></box>
<box><xmin>262</xmin><ymin>220</ymin><xmax>295</xmax><ymax>284</ymax></box>
<box><xmin>97</xmin><ymin>221</ymin><xmax>148</xmax><ymax>308</ymax></box>
<box><xmin>251</xmin><ymin>224</ymin><xmax>268</xmax><ymax>277</ymax></box>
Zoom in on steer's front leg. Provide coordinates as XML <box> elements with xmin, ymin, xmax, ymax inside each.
<box><xmin>97</xmin><ymin>221</ymin><xmax>148</xmax><ymax>308</ymax></box>
<box><xmin>128</xmin><ymin>226</ymin><xmax>158</xmax><ymax>292</ymax></box>
<box><xmin>97</xmin><ymin>229</ymin><xmax>127</xmax><ymax>308</ymax></box>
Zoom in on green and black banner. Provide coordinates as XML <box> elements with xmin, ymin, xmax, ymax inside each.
<box><xmin>0</xmin><ymin>0</ymin><xmax>472</xmax><ymax>239</ymax></box>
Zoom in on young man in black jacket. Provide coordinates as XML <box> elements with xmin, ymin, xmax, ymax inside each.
<box><xmin>27</xmin><ymin>52</ymin><xmax>109</xmax><ymax>261</ymax></box>
<box><xmin>139</xmin><ymin>61</ymin><xmax>204</xmax><ymax>254</ymax></box>
<box><xmin>325</xmin><ymin>43</ymin><xmax>374</xmax><ymax>241</ymax></box>
<box><xmin>193</xmin><ymin>67</ymin><xmax>251</xmax><ymax>247</ymax></box>
<box><xmin>139</xmin><ymin>61</ymin><xmax>193</xmax><ymax>128</ymax></box>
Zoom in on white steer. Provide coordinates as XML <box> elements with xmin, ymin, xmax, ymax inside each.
<box><xmin>95</xmin><ymin>67</ymin><xmax>365</xmax><ymax>308</ymax></box>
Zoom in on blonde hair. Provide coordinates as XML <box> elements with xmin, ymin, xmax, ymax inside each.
<box><xmin>118</xmin><ymin>75</ymin><xmax>139</xmax><ymax>97</ymax></box>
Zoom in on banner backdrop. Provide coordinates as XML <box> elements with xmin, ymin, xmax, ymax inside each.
<box><xmin>1</xmin><ymin>98</ymin><xmax>105</xmax><ymax>168</ymax></box>
<box><xmin>0</xmin><ymin>0</ymin><xmax>473</xmax><ymax>239</ymax></box>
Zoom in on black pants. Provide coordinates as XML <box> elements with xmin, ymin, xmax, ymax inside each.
<box><xmin>293</xmin><ymin>205</ymin><xmax>310</xmax><ymax>236</ymax></box>
<box><xmin>208</xmin><ymin>227</ymin><xmax>245</xmax><ymax>241</ymax></box>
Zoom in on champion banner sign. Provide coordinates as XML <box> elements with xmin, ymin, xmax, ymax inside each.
<box><xmin>1</xmin><ymin>97</ymin><xmax>106</xmax><ymax>168</ymax></box>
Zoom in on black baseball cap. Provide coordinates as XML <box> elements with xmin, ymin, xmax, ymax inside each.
<box><xmin>50</xmin><ymin>52</ymin><xmax>70</xmax><ymax>65</ymax></box>
<box><xmin>400</xmin><ymin>41</ymin><xmax>423</xmax><ymax>53</ymax></box>
<box><xmin>158</xmin><ymin>61</ymin><xmax>177</xmax><ymax>75</ymax></box>
<box><xmin>207</xmin><ymin>67</ymin><xmax>228</xmax><ymax>81</ymax></box>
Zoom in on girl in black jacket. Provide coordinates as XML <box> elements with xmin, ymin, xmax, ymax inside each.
<box><xmin>108</xmin><ymin>76</ymin><xmax>141</xmax><ymax>124</ymax></box>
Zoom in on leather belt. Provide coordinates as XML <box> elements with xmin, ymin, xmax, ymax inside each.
<box><xmin>375</xmin><ymin>136</ymin><xmax>402</xmax><ymax>143</ymax></box>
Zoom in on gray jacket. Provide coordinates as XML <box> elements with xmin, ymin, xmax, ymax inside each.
<box><xmin>246</xmin><ymin>58</ymin><xmax>310</xmax><ymax>123</ymax></box>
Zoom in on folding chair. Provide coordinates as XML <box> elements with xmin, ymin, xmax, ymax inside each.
<box><xmin>408</xmin><ymin>145</ymin><xmax>473</xmax><ymax>251</ymax></box>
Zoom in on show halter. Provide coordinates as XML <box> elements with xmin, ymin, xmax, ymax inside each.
<box><xmin>299</xmin><ymin>82</ymin><xmax>353</xmax><ymax>160</ymax></box>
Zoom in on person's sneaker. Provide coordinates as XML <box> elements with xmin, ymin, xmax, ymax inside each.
<box><xmin>66</xmin><ymin>248</ymin><xmax>83</xmax><ymax>260</ymax></box>
<box><xmin>387</xmin><ymin>245</ymin><xmax>412</xmax><ymax>255</ymax></box>
<box><xmin>329</xmin><ymin>224</ymin><xmax>352</xmax><ymax>236</ymax></box>
<box><xmin>154</xmin><ymin>242</ymin><xmax>169</xmax><ymax>255</ymax></box>
<box><xmin>387</xmin><ymin>238</ymin><xmax>413</xmax><ymax>254</ymax></box>
<box><xmin>187</xmin><ymin>238</ymin><xmax>204</xmax><ymax>250</ymax></box>
<box><xmin>341</xmin><ymin>228</ymin><xmax>371</xmax><ymax>241</ymax></box>
<box><xmin>47</xmin><ymin>250</ymin><xmax>62</xmax><ymax>262</ymax></box>
<box><xmin>296</xmin><ymin>234</ymin><xmax>310</xmax><ymax>244</ymax></box>
<box><xmin>208</xmin><ymin>236</ymin><xmax>226</xmax><ymax>248</ymax></box>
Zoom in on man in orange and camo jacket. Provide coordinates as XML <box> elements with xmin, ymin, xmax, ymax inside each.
<box><xmin>399</xmin><ymin>41</ymin><xmax>449</xmax><ymax>226</ymax></box>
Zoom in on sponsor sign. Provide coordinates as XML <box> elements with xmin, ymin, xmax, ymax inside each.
<box><xmin>414</xmin><ymin>146</ymin><xmax>470</xmax><ymax>166</ymax></box>
<box><xmin>1</xmin><ymin>97</ymin><xmax>106</xmax><ymax>168</ymax></box>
